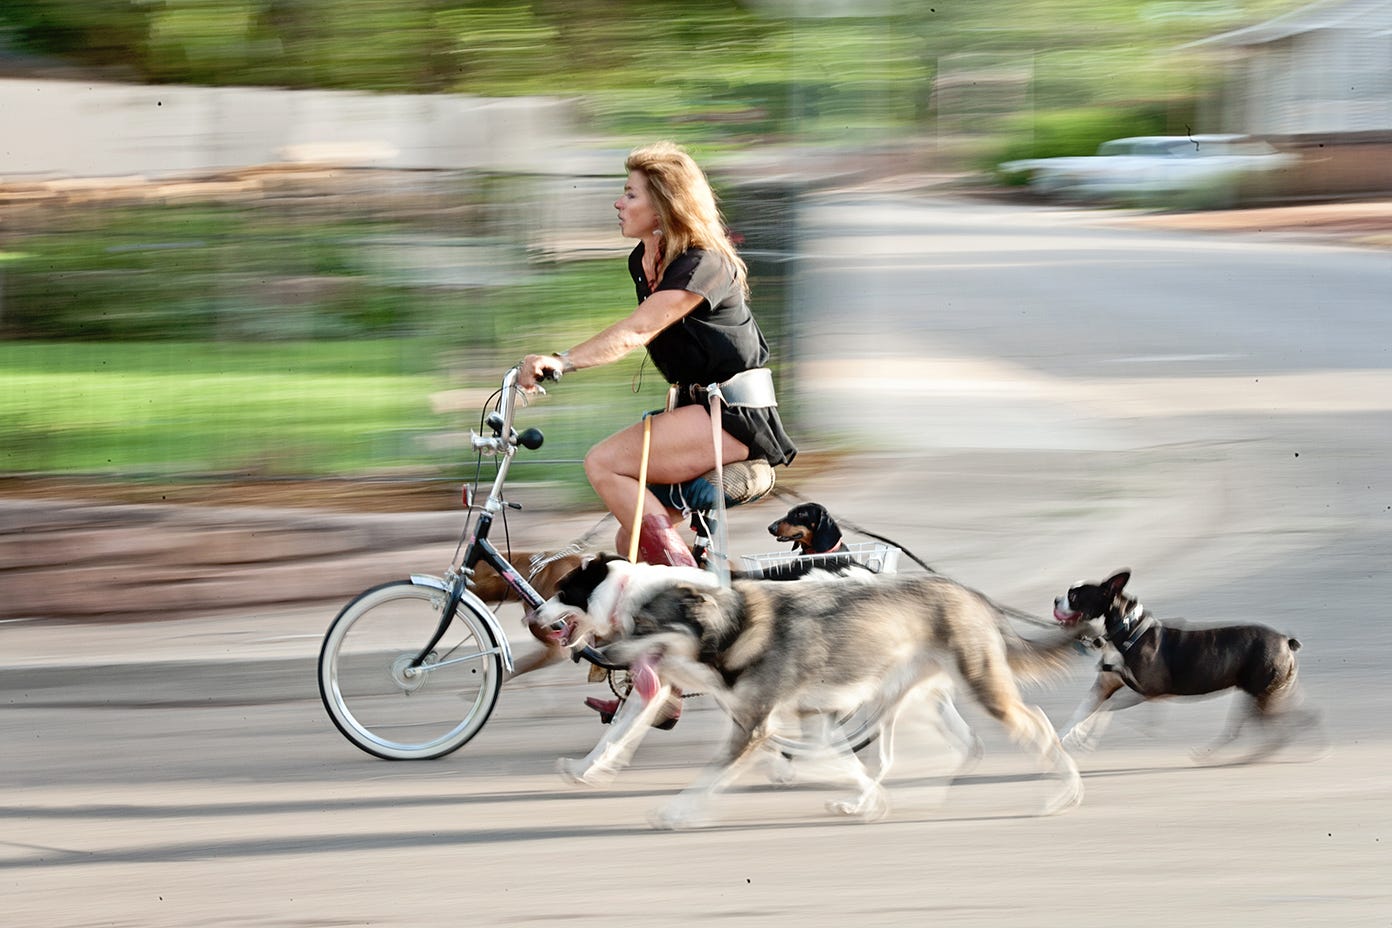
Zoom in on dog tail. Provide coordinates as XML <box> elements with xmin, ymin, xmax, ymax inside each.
<box><xmin>1003</xmin><ymin>633</ymin><xmax>1079</xmax><ymax>683</ymax></box>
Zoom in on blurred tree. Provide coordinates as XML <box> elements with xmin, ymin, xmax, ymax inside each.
<box><xmin>1</xmin><ymin>0</ymin><xmax>154</xmax><ymax>74</ymax></box>
<box><xmin>0</xmin><ymin>0</ymin><xmax>1310</xmax><ymax>145</ymax></box>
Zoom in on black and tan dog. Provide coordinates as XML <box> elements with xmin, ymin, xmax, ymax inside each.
<box><xmin>1053</xmin><ymin>569</ymin><xmax>1322</xmax><ymax>759</ymax></box>
<box><xmin>768</xmin><ymin>501</ymin><xmax>847</xmax><ymax>555</ymax></box>
<box><xmin>762</xmin><ymin>501</ymin><xmax>872</xmax><ymax>580</ymax></box>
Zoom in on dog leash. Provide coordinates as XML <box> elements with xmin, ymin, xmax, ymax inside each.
<box><xmin>767</xmin><ymin>485</ymin><xmax>938</xmax><ymax>574</ymax></box>
<box><xmin>524</xmin><ymin>512</ymin><xmax>615</xmax><ymax>575</ymax></box>
<box><xmin>705</xmin><ymin>386</ymin><xmax>732</xmax><ymax>586</ymax></box>
<box><xmin>767</xmin><ymin>486</ymin><xmax>1060</xmax><ymax>631</ymax></box>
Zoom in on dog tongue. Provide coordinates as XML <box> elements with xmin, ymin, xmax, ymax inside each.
<box><xmin>631</xmin><ymin>654</ymin><xmax>661</xmax><ymax>701</ymax></box>
<box><xmin>1053</xmin><ymin>606</ymin><xmax>1079</xmax><ymax>624</ymax></box>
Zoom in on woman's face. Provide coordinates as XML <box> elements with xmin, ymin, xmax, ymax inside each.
<box><xmin>615</xmin><ymin>169</ymin><xmax>660</xmax><ymax>240</ymax></box>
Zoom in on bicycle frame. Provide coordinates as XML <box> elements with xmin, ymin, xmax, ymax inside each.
<box><xmin>320</xmin><ymin>364</ymin><xmax>892</xmax><ymax>761</ymax></box>
<box><xmin>405</xmin><ymin>367</ymin><xmax>548</xmax><ymax>675</ymax></box>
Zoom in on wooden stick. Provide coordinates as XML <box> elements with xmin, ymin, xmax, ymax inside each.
<box><xmin>627</xmin><ymin>414</ymin><xmax>653</xmax><ymax>563</ymax></box>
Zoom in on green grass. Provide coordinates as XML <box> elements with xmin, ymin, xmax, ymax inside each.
<box><xmin>0</xmin><ymin>340</ymin><xmax>451</xmax><ymax>475</ymax></box>
<box><xmin>0</xmin><ymin>322</ymin><xmax>672</xmax><ymax>490</ymax></box>
<box><xmin>0</xmin><ymin>243</ymin><xmax>752</xmax><ymax>497</ymax></box>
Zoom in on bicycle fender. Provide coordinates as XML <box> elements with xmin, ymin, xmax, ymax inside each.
<box><xmin>409</xmin><ymin>574</ymin><xmax>516</xmax><ymax>673</ymax></box>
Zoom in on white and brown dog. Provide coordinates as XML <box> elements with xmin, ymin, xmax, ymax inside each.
<box><xmin>539</xmin><ymin>555</ymin><xmax>1080</xmax><ymax>828</ymax></box>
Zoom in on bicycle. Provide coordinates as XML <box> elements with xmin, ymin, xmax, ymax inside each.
<box><xmin>317</xmin><ymin>365</ymin><xmax>896</xmax><ymax>761</ymax></box>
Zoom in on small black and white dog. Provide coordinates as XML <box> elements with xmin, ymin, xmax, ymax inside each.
<box><xmin>1052</xmin><ymin>569</ymin><xmax>1322</xmax><ymax>759</ymax></box>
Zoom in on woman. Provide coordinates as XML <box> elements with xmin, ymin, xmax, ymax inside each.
<box><xmin>519</xmin><ymin>141</ymin><xmax>797</xmax><ymax>566</ymax></box>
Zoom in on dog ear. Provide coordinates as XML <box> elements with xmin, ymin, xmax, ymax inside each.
<box><xmin>676</xmin><ymin>583</ymin><xmax>716</xmax><ymax>604</ymax></box>
<box><xmin>1105</xmin><ymin>570</ymin><xmax>1131</xmax><ymax>597</ymax></box>
<box><xmin>674</xmin><ymin>584</ymin><xmax>720</xmax><ymax>617</ymax></box>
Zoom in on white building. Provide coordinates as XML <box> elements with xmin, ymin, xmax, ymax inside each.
<box><xmin>1189</xmin><ymin>0</ymin><xmax>1392</xmax><ymax>195</ymax></box>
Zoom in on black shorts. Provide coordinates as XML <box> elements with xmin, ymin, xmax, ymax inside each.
<box><xmin>673</xmin><ymin>390</ymin><xmax>797</xmax><ymax>468</ymax></box>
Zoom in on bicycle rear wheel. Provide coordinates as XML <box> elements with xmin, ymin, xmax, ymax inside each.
<box><xmin>319</xmin><ymin>579</ymin><xmax>504</xmax><ymax>760</ymax></box>
<box><xmin>767</xmin><ymin>703</ymin><xmax>883</xmax><ymax>757</ymax></box>
<box><xmin>596</xmin><ymin>669</ymin><xmax>882</xmax><ymax>757</ymax></box>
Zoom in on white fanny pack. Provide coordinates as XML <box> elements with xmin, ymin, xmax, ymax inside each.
<box><xmin>706</xmin><ymin>367</ymin><xmax>777</xmax><ymax>408</ymax></box>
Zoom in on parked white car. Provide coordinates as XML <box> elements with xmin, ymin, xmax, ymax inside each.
<box><xmin>1000</xmin><ymin>134</ymin><xmax>1296</xmax><ymax>204</ymax></box>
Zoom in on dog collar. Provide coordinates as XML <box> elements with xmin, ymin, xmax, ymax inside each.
<box><xmin>1116</xmin><ymin>603</ymin><xmax>1154</xmax><ymax>651</ymax></box>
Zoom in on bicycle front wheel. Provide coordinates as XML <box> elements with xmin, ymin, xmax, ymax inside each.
<box><xmin>319</xmin><ymin>580</ymin><xmax>504</xmax><ymax>760</ymax></box>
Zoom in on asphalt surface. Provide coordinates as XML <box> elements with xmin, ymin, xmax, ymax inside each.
<box><xmin>4</xmin><ymin>194</ymin><xmax>1390</xmax><ymax>927</ymax></box>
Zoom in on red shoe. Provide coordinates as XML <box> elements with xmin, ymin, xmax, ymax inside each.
<box><xmin>637</xmin><ymin>513</ymin><xmax>699</xmax><ymax>568</ymax></box>
<box><xmin>583</xmin><ymin>695</ymin><xmax>681</xmax><ymax>730</ymax></box>
<box><xmin>584</xmin><ymin>696</ymin><xmax>620</xmax><ymax>724</ymax></box>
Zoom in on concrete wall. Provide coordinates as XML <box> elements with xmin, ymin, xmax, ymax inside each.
<box><xmin>0</xmin><ymin>498</ymin><xmax>466</xmax><ymax>619</ymax></box>
<box><xmin>0</xmin><ymin>78</ymin><xmax>579</xmax><ymax>178</ymax></box>
<box><xmin>1264</xmin><ymin>131</ymin><xmax>1392</xmax><ymax>199</ymax></box>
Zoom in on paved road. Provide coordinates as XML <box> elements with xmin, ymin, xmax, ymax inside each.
<box><xmin>4</xmin><ymin>195</ymin><xmax>1390</xmax><ymax>927</ymax></box>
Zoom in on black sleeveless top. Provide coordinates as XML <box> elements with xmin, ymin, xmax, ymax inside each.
<box><xmin>631</xmin><ymin>243</ymin><xmax>797</xmax><ymax>467</ymax></box>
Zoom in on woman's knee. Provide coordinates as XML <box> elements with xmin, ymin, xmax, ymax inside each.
<box><xmin>582</xmin><ymin>444</ymin><xmax>608</xmax><ymax>487</ymax></box>
<box><xmin>584</xmin><ymin>432</ymin><xmax>628</xmax><ymax>485</ymax></box>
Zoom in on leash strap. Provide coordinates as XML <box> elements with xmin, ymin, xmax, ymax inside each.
<box><xmin>627</xmin><ymin>414</ymin><xmax>653</xmax><ymax>563</ymax></box>
<box><xmin>705</xmin><ymin>383</ymin><xmax>732</xmax><ymax>587</ymax></box>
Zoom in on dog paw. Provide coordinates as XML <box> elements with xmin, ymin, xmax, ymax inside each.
<box><xmin>1041</xmin><ymin>778</ymin><xmax>1084</xmax><ymax>816</ymax></box>
<box><xmin>1059</xmin><ymin>730</ymin><xmax>1096</xmax><ymax>754</ymax></box>
<box><xmin>952</xmin><ymin>736</ymin><xmax>985</xmax><ymax>775</ymax></box>
<box><xmin>764</xmin><ymin>753</ymin><xmax>798</xmax><ymax>786</ymax></box>
<box><xmin>649</xmin><ymin>801</ymin><xmax>709</xmax><ymax>831</ymax></box>
<box><xmin>555</xmin><ymin>757</ymin><xmax>587</xmax><ymax>784</ymax></box>
<box><xmin>826</xmin><ymin>788</ymin><xmax>889</xmax><ymax>822</ymax></box>
<box><xmin>1189</xmin><ymin>745</ymin><xmax>1225</xmax><ymax>766</ymax></box>
<box><xmin>1305</xmin><ymin>742</ymin><xmax>1334</xmax><ymax>764</ymax></box>
<box><xmin>556</xmin><ymin>757</ymin><xmax>614</xmax><ymax>787</ymax></box>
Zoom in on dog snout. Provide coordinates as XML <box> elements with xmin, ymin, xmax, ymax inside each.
<box><xmin>1053</xmin><ymin>595</ymin><xmax>1083</xmax><ymax>625</ymax></box>
<box><xmin>525</xmin><ymin>609</ymin><xmax>578</xmax><ymax>646</ymax></box>
<box><xmin>526</xmin><ymin>600</ymin><xmax>575</xmax><ymax>631</ymax></box>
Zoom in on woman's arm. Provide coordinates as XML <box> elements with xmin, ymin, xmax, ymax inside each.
<box><xmin>519</xmin><ymin>288</ymin><xmax>703</xmax><ymax>389</ymax></box>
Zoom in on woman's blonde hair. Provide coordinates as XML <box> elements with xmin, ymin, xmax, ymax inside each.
<box><xmin>625</xmin><ymin>141</ymin><xmax>748</xmax><ymax>295</ymax></box>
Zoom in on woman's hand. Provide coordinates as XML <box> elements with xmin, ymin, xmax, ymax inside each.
<box><xmin>518</xmin><ymin>353</ymin><xmax>565</xmax><ymax>391</ymax></box>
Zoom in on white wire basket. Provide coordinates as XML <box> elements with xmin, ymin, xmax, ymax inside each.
<box><xmin>740</xmin><ymin>541</ymin><xmax>900</xmax><ymax>580</ymax></box>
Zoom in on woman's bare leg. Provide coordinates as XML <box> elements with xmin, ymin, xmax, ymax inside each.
<box><xmin>586</xmin><ymin>404</ymin><xmax>750</xmax><ymax>554</ymax></box>
<box><xmin>584</xmin><ymin>405</ymin><xmax>745</xmax><ymax>726</ymax></box>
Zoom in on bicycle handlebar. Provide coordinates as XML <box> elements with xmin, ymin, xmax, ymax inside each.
<box><xmin>467</xmin><ymin>366</ymin><xmax>548</xmax><ymax>512</ymax></box>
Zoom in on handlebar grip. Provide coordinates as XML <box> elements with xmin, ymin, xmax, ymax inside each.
<box><xmin>573</xmin><ymin>644</ymin><xmax>626</xmax><ymax>670</ymax></box>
